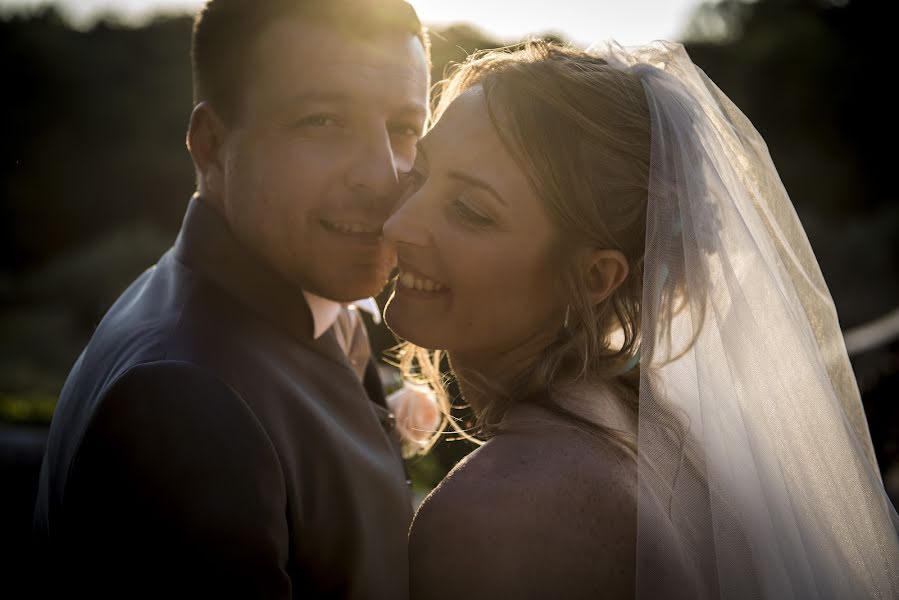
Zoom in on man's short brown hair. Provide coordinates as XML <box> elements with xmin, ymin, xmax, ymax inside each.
<box><xmin>191</xmin><ymin>0</ymin><xmax>428</xmax><ymax>123</ymax></box>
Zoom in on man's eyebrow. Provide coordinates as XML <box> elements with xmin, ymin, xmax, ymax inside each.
<box><xmin>280</xmin><ymin>91</ymin><xmax>352</xmax><ymax>108</ymax></box>
<box><xmin>276</xmin><ymin>94</ymin><xmax>426</xmax><ymax>126</ymax></box>
<box><xmin>395</xmin><ymin>103</ymin><xmax>427</xmax><ymax>121</ymax></box>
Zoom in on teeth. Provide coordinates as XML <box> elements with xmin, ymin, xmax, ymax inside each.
<box><xmin>398</xmin><ymin>270</ymin><xmax>445</xmax><ymax>293</ymax></box>
<box><xmin>325</xmin><ymin>220</ymin><xmax>380</xmax><ymax>234</ymax></box>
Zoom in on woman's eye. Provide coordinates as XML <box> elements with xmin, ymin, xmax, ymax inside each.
<box><xmin>451</xmin><ymin>199</ymin><xmax>494</xmax><ymax>227</ymax></box>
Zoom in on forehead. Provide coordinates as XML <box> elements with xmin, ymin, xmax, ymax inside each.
<box><xmin>246</xmin><ymin>18</ymin><xmax>429</xmax><ymax>113</ymax></box>
<box><xmin>424</xmin><ymin>88</ymin><xmax>530</xmax><ymax>194</ymax></box>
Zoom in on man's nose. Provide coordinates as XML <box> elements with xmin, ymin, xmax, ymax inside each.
<box><xmin>344</xmin><ymin>128</ymin><xmax>399</xmax><ymax>204</ymax></box>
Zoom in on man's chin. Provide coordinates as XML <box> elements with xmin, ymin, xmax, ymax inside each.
<box><xmin>312</xmin><ymin>276</ymin><xmax>392</xmax><ymax>304</ymax></box>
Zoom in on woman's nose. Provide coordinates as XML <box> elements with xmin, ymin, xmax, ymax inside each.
<box><xmin>383</xmin><ymin>190</ymin><xmax>431</xmax><ymax>247</ymax></box>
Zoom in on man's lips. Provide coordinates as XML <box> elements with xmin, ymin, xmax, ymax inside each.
<box><xmin>319</xmin><ymin>218</ymin><xmax>383</xmax><ymax>235</ymax></box>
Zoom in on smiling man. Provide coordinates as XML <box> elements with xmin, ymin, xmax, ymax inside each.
<box><xmin>33</xmin><ymin>1</ymin><xmax>429</xmax><ymax>597</ymax></box>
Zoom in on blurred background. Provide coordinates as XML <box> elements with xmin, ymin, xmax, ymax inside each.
<box><xmin>1</xmin><ymin>0</ymin><xmax>896</xmax><ymax>585</ymax></box>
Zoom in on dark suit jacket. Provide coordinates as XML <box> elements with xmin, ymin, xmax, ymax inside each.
<box><xmin>32</xmin><ymin>196</ymin><xmax>412</xmax><ymax>599</ymax></box>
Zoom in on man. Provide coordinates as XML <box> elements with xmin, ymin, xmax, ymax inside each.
<box><xmin>32</xmin><ymin>0</ymin><xmax>430</xmax><ymax>597</ymax></box>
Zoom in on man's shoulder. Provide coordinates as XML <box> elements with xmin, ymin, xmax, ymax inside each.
<box><xmin>83</xmin><ymin>251</ymin><xmax>276</xmax><ymax>382</ymax></box>
<box><xmin>96</xmin><ymin>251</ymin><xmax>236</xmax><ymax>342</ymax></box>
<box><xmin>90</xmin><ymin>360</ymin><xmax>257</xmax><ymax>441</ymax></box>
<box><xmin>47</xmin><ymin>256</ymin><xmax>257</xmax><ymax>454</ymax></box>
<box><xmin>103</xmin><ymin>359</ymin><xmax>239</xmax><ymax>398</ymax></box>
<box><xmin>53</xmin><ymin>359</ymin><xmax>249</xmax><ymax>449</ymax></box>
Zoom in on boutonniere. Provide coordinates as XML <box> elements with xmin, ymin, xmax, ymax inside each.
<box><xmin>386</xmin><ymin>382</ymin><xmax>441</xmax><ymax>456</ymax></box>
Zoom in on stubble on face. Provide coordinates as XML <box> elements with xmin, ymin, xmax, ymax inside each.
<box><xmin>219</xmin><ymin>19</ymin><xmax>429</xmax><ymax>302</ymax></box>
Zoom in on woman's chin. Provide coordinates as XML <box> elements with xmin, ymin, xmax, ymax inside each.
<box><xmin>384</xmin><ymin>293</ymin><xmax>442</xmax><ymax>349</ymax></box>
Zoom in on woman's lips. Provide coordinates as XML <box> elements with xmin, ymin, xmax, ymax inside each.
<box><xmin>395</xmin><ymin>263</ymin><xmax>449</xmax><ymax>294</ymax></box>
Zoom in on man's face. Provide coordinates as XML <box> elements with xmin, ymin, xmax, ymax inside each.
<box><xmin>219</xmin><ymin>19</ymin><xmax>429</xmax><ymax>302</ymax></box>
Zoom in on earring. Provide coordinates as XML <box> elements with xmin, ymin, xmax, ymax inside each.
<box><xmin>563</xmin><ymin>304</ymin><xmax>571</xmax><ymax>329</ymax></box>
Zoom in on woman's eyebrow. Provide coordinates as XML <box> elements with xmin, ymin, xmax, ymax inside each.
<box><xmin>416</xmin><ymin>139</ymin><xmax>507</xmax><ymax>207</ymax></box>
<box><xmin>447</xmin><ymin>170</ymin><xmax>507</xmax><ymax>207</ymax></box>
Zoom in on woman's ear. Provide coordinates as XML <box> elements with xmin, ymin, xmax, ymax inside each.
<box><xmin>186</xmin><ymin>101</ymin><xmax>227</xmax><ymax>202</ymax></box>
<box><xmin>583</xmin><ymin>248</ymin><xmax>629</xmax><ymax>306</ymax></box>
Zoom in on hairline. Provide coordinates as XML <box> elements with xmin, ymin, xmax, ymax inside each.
<box><xmin>192</xmin><ymin>3</ymin><xmax>429</xmax><ymax>124</ymax></box>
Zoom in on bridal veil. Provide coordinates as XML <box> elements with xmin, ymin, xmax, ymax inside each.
<box><xmin>597</xmin><ymin>41</ymin><xmax>899</xmax><ymax>599</ymax></box>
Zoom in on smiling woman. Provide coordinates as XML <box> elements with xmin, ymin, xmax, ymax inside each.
<box><xmin>385</xmin><ymin>87</ymin><xmax>571</xmax><ymax>389</ymax></box>
<box><xmin>382</xmin><ymin>38</ymin><xmax>899</xmax><ymax>600</ymax></box>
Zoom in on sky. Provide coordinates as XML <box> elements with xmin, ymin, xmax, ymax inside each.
<box><xmin>0</xmin><ymin>0</ymin><xmax>707</xmax><ymax>46</ymax></box>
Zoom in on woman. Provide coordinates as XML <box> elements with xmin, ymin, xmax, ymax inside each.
<box><xmin>383</xmin><ymin>41</ymin><xmax>899</xmax><ymax>599</ymax></box>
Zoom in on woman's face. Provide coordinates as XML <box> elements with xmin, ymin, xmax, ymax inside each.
<box><xmin>383</xmin><ymin>87</ymin><xmax>564</xmax><ymax>369</ymax></box>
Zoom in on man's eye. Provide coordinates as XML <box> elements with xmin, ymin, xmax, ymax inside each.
<box><xmin>390</xmin><ymin>123</ymin><xmax>422</xmax><ymax>137</ymax></box>
<box><xmin>296</xmin><ymin>114</ymin><xmax>340</xmax><ymax>128</ymax></box>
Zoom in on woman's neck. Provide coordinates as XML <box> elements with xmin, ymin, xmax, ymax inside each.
<box><xmin>446</xmin><ymin>354</ymin><xmax>508</xmax><ymax>415</ymax></box>
<box><xmin>448</xmin><ymin>333</ymin><xmax>553</xmax><ymax>412</ymax></box>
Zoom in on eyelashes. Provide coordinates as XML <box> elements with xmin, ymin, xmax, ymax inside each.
<box><xmin>398</xmin><ymin>167</ymin><xmax>497</xmax><ymax>229</ymax></box>
<box><xmin>450</xmin><ymin>198</ymin><xmax>494</xmax><ymax>227</ymax></box>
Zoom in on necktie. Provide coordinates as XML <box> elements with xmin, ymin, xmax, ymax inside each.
<box><xmin>333</xmin><ymin>307</ymin><xmax>371</xmax><ymax>381</ymax></box>
<box><xmin>335</xmin><ymin>308</ymin><xmax>407</xmax><ymax>478</ymax></box>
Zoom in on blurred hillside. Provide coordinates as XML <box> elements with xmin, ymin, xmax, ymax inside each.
<box><xmin>0</xmin><ymin>0</ymin><xmax>896</xmax><ymax>487</ymax></box>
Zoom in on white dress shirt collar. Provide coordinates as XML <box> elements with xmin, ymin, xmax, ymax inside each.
<box><xmin>302</xmin><ymin>291</ymin><xmax>381</xmax><ymax>340</ymax></box>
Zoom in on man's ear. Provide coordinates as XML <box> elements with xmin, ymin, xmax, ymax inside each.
<box><xmin>583</xmin><ymin>248</ymin><xmax>630</xmax><ymax>306</ymax></box>
<box><xmin>186</xmin><ymin>101</ymin><xmax>227</xmax><ymax>201</ymax></box>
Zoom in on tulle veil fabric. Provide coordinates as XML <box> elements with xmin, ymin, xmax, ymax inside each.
<box><xmin>596</xmin><ymin>41</ymin><xmax>899</xmax><ymax>598</ymax></box>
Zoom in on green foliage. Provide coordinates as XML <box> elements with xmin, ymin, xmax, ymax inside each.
<box><xmin>0</xmin><ymin>392</ymin><xmax>57</xmax><ymax>426</ymax></box>
<box><xmin>405</xmin><ymin>451</ymin><xmax>446</xmax><ymax>495</ymax></box>
<box><xmin>0</xmin><ymin>305</ymin><xmax>78</xmax><ymax>394</ymax></box>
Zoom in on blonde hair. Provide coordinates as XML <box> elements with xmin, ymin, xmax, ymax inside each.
<box><xmin>395</xmin><ymin>41</ymin><xmax>655</xmax><ymax>456</ymax></box>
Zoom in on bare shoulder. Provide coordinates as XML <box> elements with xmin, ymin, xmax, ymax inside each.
<box><xmin>409</xmin><ymin>424</ymin><xmax>636</xmax><ymax>600</ymax></box>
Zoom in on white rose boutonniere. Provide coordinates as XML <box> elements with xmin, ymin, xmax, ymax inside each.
<box><xmin>386</xmin><ymin>382</ymin><xmax>441</xmax><ymax>456</ymax></box>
